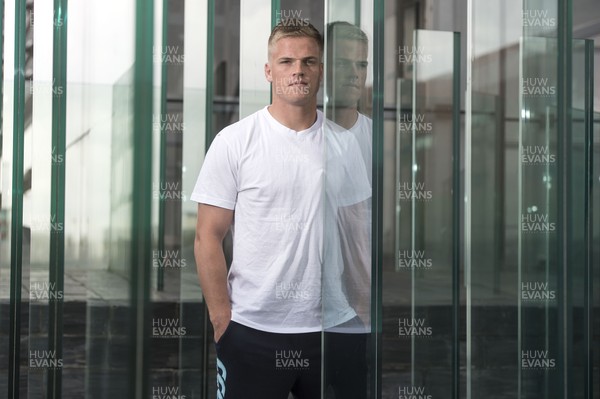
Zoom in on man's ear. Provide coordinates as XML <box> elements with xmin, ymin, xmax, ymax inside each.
<box><xmin>264</xmin><ymin>62</ymin><xmax>273</xmax><ymax>83</ymax></box>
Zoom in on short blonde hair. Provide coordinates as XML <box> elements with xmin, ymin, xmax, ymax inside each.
<box><xmin>326</xmin><ymin>21</ymin><xmax>368</xmax><ymax>45</ymax></box>
<box><xmin>268</xmin><ymin>19</ymin><xmax>323</xmax><ymax>59</ymax></box>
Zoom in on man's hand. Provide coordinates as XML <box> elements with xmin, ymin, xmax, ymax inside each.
<box><xmin>212</xmin><ymin>312</ymin><xmax>232</xmax><ymax>343</ymax></box>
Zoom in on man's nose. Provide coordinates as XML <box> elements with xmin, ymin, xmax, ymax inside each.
<box><xmin>292</xmin><ymin>60</ymin><xmax>305</xmax><ymax>75</ymax></box>
<box><xmin>349</xmin><ymin>62</ymin><xmax>359</xmax><ymax>77</ymax></box>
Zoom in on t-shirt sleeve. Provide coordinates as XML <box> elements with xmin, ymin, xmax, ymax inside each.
<box><xmin>190</xmin><ymin>133</ymin><xmax>238</xmax><ymax>210</ymax></box>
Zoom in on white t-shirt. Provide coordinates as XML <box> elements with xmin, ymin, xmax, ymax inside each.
<box><xmin>324</xmin><ymin>115</ymin><xmax>373</xmax><ymax>333</ymax></box>
<box><xmin>191</xmin><ymin>106</ymin><xmax>370</xmax><ymax>333</ymax></box>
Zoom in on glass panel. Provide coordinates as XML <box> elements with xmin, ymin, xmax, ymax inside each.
<box><xmin>381</xmin><ymin>29</ymin><xmax>459</xmax><ymax>398</ymax></box>
<box><xmin>2</xmin><ymin>0</ymin><xmax>25</xmax><ymax>396</ymax></box>
<box><xmin>150</xmin><ymin>0</ymin><xmax>181</xmax><ymax>396</ymax></box>
<box><xmin>466</xmin><ymin>1</ymin><xmax>597</xmax><ymax>398</ymax></box>
<box><xmin>518</xmin><ymin>34</ymin><xmax>560</xmax><ymax>398</ymax></box>
<box><xmin>68</xmin><ymin>0</ymin><xmax>136</xmax><ymax>396</ymax></box>
<box><xmin>594</xmin><ymin>99</ymin><xmax>600</xmax><ymax>399</ymax></box>
<box><xmin>181</xmin><ymin>0</ymin><xmax>210</xmax><ymax>394</ymax></box>
<box><xmin>196</xmin><ymin>1</ymin><xmax>242</xmax><ymax>397</ymax></box>
<box><xmin>0</xmin><ymin>0</ymin><xmax>141</xmax><ymax>397</ymax></box>
<box><xmin>592</xmin><ymin>35</ymin><xmax>600</xmax><ymax>398</ymax></box>
<box><xmin>1</xmin><ymin>1</ymin><xmax>598</xmax><ymax>398</ymax></box>
<box><xmin>468</xmin><ymin>0</ymin><xmax>566</xmax><ymax>398</ymax></box>
<box><xmin>467</xmin><ymin>1</ymin><xmax>548</xmax><ymax>398</ymax></box>
<box><xmin>212</xmin><ymin>0</ymin><xmax>240</xmax><ymax>134</ymax></box>
<box><xmin>0</xmin><ymin>0</ymin><xmax>9</xmax><ymax>390</ymax></box>
<box><xmin>239</xmin><ymin>0</ymin><xmax>270</xmax><ymax>118</ymax></box>
<box><xmin>321</xmin><ymin>3</ymin><xmax>374</xmax><ymax>397</ymax></box>
<box><xmin>23</xmin><ymin>0</ymin><xmax>66</xmax><ymax>396</ymax></box>
<box><xmin>569</xmin><ymin>38</ymin><xmax>591</xmax><ymax>399</ymax></box>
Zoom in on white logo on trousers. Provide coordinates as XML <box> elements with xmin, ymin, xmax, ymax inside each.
<box><xmin>217</xmin><ymin>358</ymin><xmax>227</xmax><ymax>399</ymax></box>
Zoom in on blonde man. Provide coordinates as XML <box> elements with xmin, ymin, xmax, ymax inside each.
<box><xmin>193</xmin><ymin>19</ymin><xmax>370</xmax><ymax>398</ymax></box>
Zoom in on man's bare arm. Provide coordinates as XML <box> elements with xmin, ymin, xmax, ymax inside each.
<box><xmin>338</xmin><ymin>200</ymin><xmax>371</xmax><ymax>326</ymax></box>
<box><xmin>194</xmin><ymin>203</ymin><xmax>234</xmax><ymax>342</ymax></box>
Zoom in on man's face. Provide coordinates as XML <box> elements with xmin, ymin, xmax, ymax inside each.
<box><xmin>327</xmin><ymin>39</ymin><xmax>368</xmax><ymax>107</ymax></box>
<box><xmin>265</xmin><ymin>37</ymin><xmax>323</xmax><ymax>106</ymax></box>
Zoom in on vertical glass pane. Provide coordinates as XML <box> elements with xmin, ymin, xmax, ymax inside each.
<box><xmin>594</xmin><ymin>38</ymin><xmax>600</xmax><ymax>397</ymax></box>
<box><xmin>594</xmin><ymin>86</ymin><xmax>600</xmax><ymax>399</ymax></box>
<box><xmin>383</xmin><ymin>28</ymin><xmax>459</xmax><ymax>398</ymax></box>
<box><xmin>66</xmin><ymin>0</ymin><xmax>136</xmax><ymax>396</ymax></box>
<box><xmin>380</xmin><ymin>2</ymin><xmax>471</xmax><ymax>397</ymax></box>
<box><xmin>0</xmin><ymin>0</ymin><xmax>9</xmax><ymax>391</ymax></box>
<box><xmin>0</xmin><ymin>0</ymin><xmax>139</xmax><ymax>396</ymax></box>
<box><xmin>181</xmin><ymin>0</ymin><xmax>210</xmax><ymax>393</ymax></box>
<box><xmin>148</xmin><ymin>0</ymin><xmax>211</xmax><ymax>397</ymax></box>
<box><xmin>322</xmin><ymin>2</ymin><xmax>374</xmax><ymax>396</ymax></box>
<box><xmin>569</xmin><ymin>38</ymin><xmax>589</xmax><ymax>399</ymax></box>
<box><xmin>467</xmin><ymin>1</ymin><xmax>544</xmax><ymax>397</ymax></box>
<box><xmin>465</xmin><ymin>0</ymin><xmax>593</xmax><ymax>398</ymax></box>
<box><xmin>22</xmin><ymin>0</ymin><xmax>67</xmax><ymax>396</ymax></box>
<box><xmin>1</xmin><ymin>0</ymin><xmax>20</xmax><ymax>395</ymax></box>
<box><xmin>144</xmin><ymin>0</ymin><xmax>204</xmax><ymax>396</ymax></box>
<box><xmin>412</xmin><ymin>29</ymin><xmax>459</xmax><ymax>396</ymax></box>
<box><xmin>2</xmin><ymin>1</ymin><xmax>597</xmax><ymax>398</ymax></box>
<box><xmin>198</xmin><ymin>2</ymin><xmax>242</xmax><ymax>397</ymax></box>
<box><xmin>467</xmin><ymin>0</ymin><xmax>600</xmax><ymax>397</ymax></box>
<box><xmin>150</xmin><ymin>0</ymin><xmax>179</xmax><ymax>396</ymax></box>
<box><xmin>239</xmin><ymin>0</ymin><xmax>270</xmax><ymax>118</ymax></box>
<box><xmin>26</xmin><ymin>0</ymin><xmax>53</xmax><ymax>393</ymax></box>
<box><xmin>518</xmin><ymin>0</ymin><xmax>563</xmax><ymax>394</ymax></box>
<box><xmin>518</xmin><ymin>35</ymin><xmax>560</xmax><ymax>398</ymax></box>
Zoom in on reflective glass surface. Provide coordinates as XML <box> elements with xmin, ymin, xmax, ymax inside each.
<box><xmin>0</xmin><ymin>1</ymin><xmax>597</xmax><ymax>398</ymax></box>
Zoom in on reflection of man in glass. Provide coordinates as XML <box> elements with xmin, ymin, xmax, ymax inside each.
<box><xmin>323</xmin><ymin>21</ymin><xmax>372</xmax><ymax>399</ymax></box>
<box><xmin>326</xmin><ymin>21</ymin><xmax>372</xmax><ymax>180</ymax></box>
<box><xmin>191</xmin><ymin>19</ymin><xmax>371</xmax><ymax>399</ymax></box>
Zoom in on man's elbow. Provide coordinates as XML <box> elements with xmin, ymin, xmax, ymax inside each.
<box><xmin>194</xmin><ymin>229</ymin><xmax>223</xmax><ymax>263</ymax></box>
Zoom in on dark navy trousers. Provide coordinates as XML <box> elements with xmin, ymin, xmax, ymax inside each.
<box><xmin>215</xmin><ymin>320</ymin><xmax>368</xmax><ymax>399</ymax></box>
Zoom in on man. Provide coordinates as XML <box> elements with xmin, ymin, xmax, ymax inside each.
<box><xmin>192</xmin><ymin>19</ymin><xmax>370</xmax><ymax>399</ymax></box>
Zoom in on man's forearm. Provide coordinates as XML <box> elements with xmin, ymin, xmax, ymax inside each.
<box><xmin>338</xmin><ymin>200</ymin><xmax>372</xmax><ymax>325</ymax></box>
<box><xmin>195</xmin><ymin>236</ymin><xmax>232</xmax><ymax>333</ymax></box>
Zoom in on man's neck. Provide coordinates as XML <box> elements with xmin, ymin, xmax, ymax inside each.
<box><xmin>267</xmin><ymin>101</ymin><xmax>318</xmax><ymax>132</ymax></box>
<box><xmin>326</xmin><ymin>107</ymin><xmax>358</xmax><ymax>130</ymax></box>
